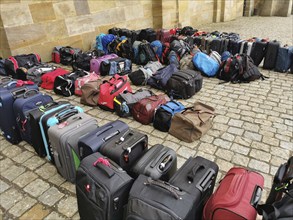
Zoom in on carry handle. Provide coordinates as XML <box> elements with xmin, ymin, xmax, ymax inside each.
<box><xmin>0</xmin><ymin>77</ymin><xmax>12</xmax><ymax>83</ymax></box>
<box><xmin>95</xmin><ymin>125</ymin><xmax>114</xmax><ymax>137</ymax></box>
<box><xmin>102</xmin><ymin>130</ymin><xmax>120</xmax><ymax>142</ymax></box>
<box><xmin>187</xmin><ymin>164</ymin><xmax>205</xmax><ymax>183</ymax></box>
<box><xmin>196</xmin><ymin>168</ymin><xmax>216</xmax><ymax>192</ymax></box>
<box><xmin>23</xmin><ymin>89</ymin><xmax>39</xmax><ymax>98</ymax></box>
<box><xmin>93</xmin><ymin>158</ymin><xmax>115</xmax><ymax>178</ymax></box>
<box><xmin>251</xmin><ymin>185</ymin><xmax>262</xmax><ymax>208</ymax></box>
<box><xmin>12</xmin><ymin>88</ymin><xmax>27</xmax><ymax>98</ymax></box>
<box><xmin>56</xmin><ymin>108</ymin><xmax>79</xmax><ymax>122</ymax></box>
<box><xmin>110</xmin><ymin>78</ymin><xmax>127</xmax><ymax>95</ymax></box>
<box><xmin>158</xmin><ymin>155</ymin><xmax>173</xmax><ymax>171</ymax></box>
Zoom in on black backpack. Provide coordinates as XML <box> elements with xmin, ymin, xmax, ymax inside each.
<box><xmin>137</xmin><ymin>42</ymin><xmax>158</xmax><ymax>65</ymax></box>
<box><xmin>60</xmin><ymin>46</ymin><xmax>81</xmax><ymax>65</ymax></box>
<box><xmin>116</xmin><ymin>39</ymin><xmax>134</xmax><ymax>61</ymax></box>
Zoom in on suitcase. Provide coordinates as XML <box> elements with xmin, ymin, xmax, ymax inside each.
<box><xmin>48</xmin><ymin>113</ymin><xmax>99</xmax><ymax>183</ymax></box>
<box><xmin>0</xmin><ymin>81</ymin><xmax>38</xmax><ymax>144</ymax></box>
<box><xmin>244</xmin><ymin>42</ymin><xmax>255</xmax><ymax>56</ymax></box>
<box><xmin>76</xmin><ymin>152</ymin><xmax>133</xmax><ymax>220</ymax></box>
<box><xmin>203</xmin><ymin>167</ymin><xmax>264</xmax><ymax>220</ymax></box>
<box><xmin>40</xmin><ymin>68</ymin><xmax>70</xmax><ymax>90</ymax></box>
<box><xmin>99</xmin><ymin>129</ymin><xmax>148</xmax><ymax>172</ymax></box>
<box><xmin>90</xmin><ymin>54</ymin><xmax>118</xmax><ymax>74</ymax></box>
<box><xmin>210</xmin><ymin>39</ymin><xmax>221</xmax><ymax>53</ymax></box>
<box><xmin>263</xmin><ymin>40</ymin><xmax>280</xmax><ymax>70</ymax></box>
<box><xmin>13</xmin><ymin>89</ymin><xmax>53</xmax><ymax>144</ymax></box>
<box><xmin>274</xmin><ymin>46</ymin><xmax>293</xmax><ymax>73</ymax></box>
<box><xmin>250</xmin><ymin>41</ymin><xmax>268</xmax><ymax>66</ymax></box>
<box><xmin>78</xmin><ymin>120</ymin><xmax>129</xmax><ymax>160</ymax></box>
<box><xmin>131</xmin><ymin>144</ymin><xmax>177</xmax><ymax>181</ymax></box>
<box><xmin>156</xmin><ymin>29</ymin><xmax>171</xmax><ymax>43</ymax></box>
<box><xmin>220</xmin><ymin>39</ymin><xmax>229</xmax><ymax>54</ymax></box>
<box><xmin>166</xmin><ymin>69</ymin><xmax>203</xmax><ymax>99</ymax></box>
<box><xmin>228</xmin><ymin>39</ymin><xmax>241</xmax><ymax>55</ymax></box>
<box><xmin>126</xmin><ymin>175</ymin><xmax>197</xmax><ymax>220</ymax></box>
<box><xmin>170</xmin><ymin>156</ymin><xmax>219</xmax><ymax>219</ymax></box>
<box><xmin>74</xmin><ymin>72</ymin><xmax>100</xmax><ymax>96</ymax></box>
<box><xmin>29</xmin><ymin>101</ymin><xmax>70</xmax><ymax>157</ymax></box>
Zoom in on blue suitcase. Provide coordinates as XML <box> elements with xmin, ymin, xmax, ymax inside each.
<box><xmin>274</xmin><ymin>46</ymin><xmax>293</xmax><ymax>73</ymax></box>
<box><xmin>0</xmin><ymin>81</ymin><xmax>38</xmax><ymax>144</ymax></box>
<box><xmin>78</xmin><ymin>120</ymin><xmax>129</xmax><ymax>160</ymax></box>
<box><xmin>13</xmin><ymin>90</ymin><xmax>53</xmax><ymax>144</ymax></box>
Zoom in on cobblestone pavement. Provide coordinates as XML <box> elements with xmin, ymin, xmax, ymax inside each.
<box><xmin>1</xmin><ymin>16</ymin><xmax>293</xmax><ymax>219</ymax></box>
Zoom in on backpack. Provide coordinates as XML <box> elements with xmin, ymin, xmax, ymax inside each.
<box><xmin>170</xmin><ymin>39</ymin><xmax>191</xmax><ymax>58</ymax></box>
<box><xmin>161</xmin><ymin>42</ymin><xmax>171</xmax><ymax>64</ymax></box>
<box><xmin>168</xmin><ymin>50</ymin><xmax>180</xmax><ymax>69</ymax></box>
<box><xmin>107</xmin><ymin>38</ymin><xmax>121</xmax><ymax>55</ymax></box>
<box><xmin>96</xmin><ymin>33</ymin><xmax>106</xmax><ymax>51</ymax></box>
<box><xmin>180</xmin><ymin>26</ymin><xmax>197</xmax><ymax>36</ymax></box>
<box><xmin>132</xmin><ymin>40</ymin><xmax>143</xmax><ymax>64</ymax></box>
<box><xmin>180</xmin><ymin>54</ymin><xmax>195</xmax><ymax>70</ymax></box>
<box><xmin>102</xmin><ymin>34</ymin><xmax>116</xmax><ymax>54</ymax></box>
<box><xmin>116</xmin><ymin>39</ymin><xmax>134</xmax><ymax>60</ymax></box>
<box><xmin>59</xmin><ymin>46</ymin><xmax>81</xmax><ymax>65</ymax></box>
<box><xmin>150</xmin><ymin>40</ymin><xmax>163</xmax><ymax>58</ymax></box>
<box><xmin>137</xmin><ymin>41</ymin><xmax>158</xmax><ymax>65</ymax></box>
<box><xmin>192</xmin><ymin>52</ymin><xmax>220</xmax><ymax>77</ymax></box>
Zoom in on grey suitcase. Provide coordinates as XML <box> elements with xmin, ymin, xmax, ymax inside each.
<box><xmin>48</xmin><ymin>113</ymin><xmax>98</xmax><ymax>183</ymax></box>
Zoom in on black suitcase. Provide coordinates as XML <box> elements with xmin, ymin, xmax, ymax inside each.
<box><xmin>131</xmin><ymin>144</ymin><xmax>177</xmax><ymax>181</ymax></box>
<box><xmin>220</xmin><ymin>39</ymin><xmax>229</xmax><ymax>54</ymax></box>
<box><xmin>126</xmin><ymin>175</ymin><xmax>197</xmax><ymax>220</ymax></box>
<box><xmin>263</xmin><ymin>40</ymin><xmax>280</xmax><ymax>70</ymax></box>
<box><xmin>169</xmin><ymin>156</ymin><xmax>219</xmax><ymax>219</ymax></box>
<box><xmin>99</xmin><ymin>129</ymin><xmax>148</xmax><ymax>172</ymax></box>
<box><xmin>210</xmin><ymin>39</ymin><xmax>221</xmax><ymax>53</ymax></box>
<box><xmin>193</xmin><ymin>36</ymin><xmax>202</xmax><ymax>47</ymax></box>
<box><xmin>250</xmin><ymin>41</ymin><xmax>268</xmax><ymax>66</ymax></box>
<box><xmin>78</xmin><ymin>120</ymin><xmax>129</xmax><ymax>160</ymax></box>
<box><xmin>274</xmin><ymin>46</ymin><xmax>293</xmax><ymax>73</ymax></box>
<box><xmin>228</xmin><ymin>39</ymin><xmax>241</xmax><ymax>55</ymax></box>
<box><xmin>76</xmin><ymin>152</ymin><xmax>133</xmax><ymax>220</ymax></box>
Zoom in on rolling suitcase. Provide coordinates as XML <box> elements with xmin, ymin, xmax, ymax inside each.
<box><xmin>274</xmin><ymin>46</ymin><xmax>293</xmax><ymax>73</ymax></box>
<box><xmin>250</xmin><ymin>41</ymin><xmax>267</xmax><ymax>66</ymax></box>
<box><xmin>263</xmin><ymin>40</ymin><xmax>280</xmax><ymax>70</ymax></box>
<box><xmin>228</xmin><ymin>39</ymin><xmax>241</xmax><ymax>55</ymax></box>
<box><xmin>220</xmin><ymin>39</ymin><xmax>229</xmax><ymax>54</ymax></box>
<box><xmin>76</xmin><ymin>152</ymin><xmax>133</xmax><ymax>220</ymax></box>
<box><xmin>126</xmin><ymin>175</ymin><xmax>197</xmax><ymax>220</ymax></box>
<box><xmin>99</xmin><ymin>129</ymin><xmax>148</xmax><ymax>172</ymax></box>
<box><xmin>210</xmin><ymin>39</ymin><xmax>221</xmax><ymax>53</ymax></box>
<box><xmin>203</xmin><ymin>167</ymin><xmax>264</xmax><ymax>220</ymax></box>
<box><xmin>78</xmin><ymin>120</ymin><xmax>129</xmax><ymax>160</ymax></box>
<box><xmin>169</xmin><ymin>156</ymin><xmax>219</xmax><ymax>219</ymax></box>
<box><xmin>13</xmin><ymin>90</ymin><xmax>53</xmax><ymax>144</ymax></box>
<box><xmin>131</xmin><ymin>144</ymin><xmax>177</xmax><ymax>181</ymax></box>
<box><xmin>48</xmin><ymin>113</ymin><xmax>99</xmax><ymax>183</ymax></box>
<box><xmin>0</xmin><ymin>81</ymin><xmax>38</xmax><ymax>144</ymax></box>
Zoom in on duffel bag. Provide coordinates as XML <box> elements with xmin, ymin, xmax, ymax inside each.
<box><xmin>59</xmin><ymin>46</ymin><xmax>82</xmax><ymax>65</ymax></box>
<box><xmin>75</xmin><ymin>72</ymin><xmax>100</xmax><ymax>96</ymax></box>
<box><xmin>100</xmin><ymin>57</ymin><xmax>132</xmax><ymax>76</ymax></box>
<box><xmin>40</xmin><ymin>68</ymin><xmax>69</xmax><ymax>90</ymax></box>
<box><xmin>80</xmin><ymin>80</ymin><xmax>102</xmax><ymax>106</ymax></box>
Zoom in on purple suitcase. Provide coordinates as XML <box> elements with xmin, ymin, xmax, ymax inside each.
<box><xmin>90</xmin><ymin>54</ymin><xmax>118</xmax><ymax>74</ymax></box>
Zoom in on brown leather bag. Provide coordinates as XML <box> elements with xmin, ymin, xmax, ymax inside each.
<box><xmin>169</xmin><ymin>102</ymin><xmax>215</xmax><ymax>142</ymax></box>
<box><xmin>132</xmin><ymin>94</ymin><xmax>170</xmax><ymax>125</ymax></box>
<box><xmin>80</xmin><ymin>80</ymin><xmax>101</xmax><ymax>106</ymax></box>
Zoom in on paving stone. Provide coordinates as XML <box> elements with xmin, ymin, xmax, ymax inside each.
<box><xmin>270</xmin><ymin>166</ymin><xmax>279</xmax><ymax>176</ymax></box>
<box><xmin>270</xmin><ymin>156</ymin><xmax>287</xmax><ymax>167</ymax></box>
<box><xmin>177</xmin><ymin>146</ymin><xmax>196</xmax><ymax>159</ymax></box>
<box><xmin>151</xmin><ymin>129</ymin><xmax>168</xmax><ymax>139</ymax></box>
<box><xmin>1</xmin><ymin>145</ymin><xmax>22</xmax><ymax>159</ymax></box>
<box><xmin>137</xmin><ymin>125</ymin><xmax>154</xmax><ymax>134</ymax></box>
<box><xmin>262</xmin><ymin>136</ymin><xmax>280</xmax><ymax>147</ymax></box>
<box><xmin>177</xmin><ymin>156</ymin><xmax>187</xmax><ymax>169</ymax></box>
<box><xmin>260</xmin><ymin>173</ymin><xmax>273</xmax><ymax>189</ymax></box>
<box><xmin>0</xmin><ymin>180</ymin><xmax>10</xmax><ymax>193</ymax></box>
<box><xmin>227</xmin><ymin>127</ymin><xmax>244</xmax><ymax>136</ymax></box>
<box><xmin>180</xmin><ymin>140</ymin><xmax>200</xmax><ymax>149</ymax></box>
<box><xmin>248</xmin><ymin>159</ymin><xmax>270</xmax><ymax>173</ymax></box>
<box><xmin>259</xmin><ymin>129</ymin><xmax>274</xmax><ymax>138</ymax></box>
<box><xmin>44</xmin><ymin>211</ymin><xmax>65</xmax><ymax>220</ymax></box>
<box><xmin>198</xmin><ymin>143</ymin><xmax>218</xmax><ymax>155</ymax></box>
<box><xmin>215</xmin><ymin>149</ymin><xmax>234</xmax><ymax>161</ymax></box>
<box><xmin>162</xmin><ymin>140</ymin><xmax>180</xmax><ymax>152</ymax></box>
<box><xmin>57</xmin><ymin>196</ymin><xmax>78</xmax><ymax>218</ymax></box>
<box><xmin>1</xmin><ymin>165</ymin><xmax>26</xmax><ymax>181</ymax></box>
<box><xmin>23</xmin><ymin>156</ymin><xmax>46</xmax><ymax>170</ymax></box>
<box><xmin>216</xmin><ymin>159</ymin><xmax>234</xmax><ymax>173</ymax></box>
<box><xmin>232</xmin><ymin>154</ymin><xmax>250</xmax><ymax>167</ymax></box>
<box><xmin>60</xmin><ymin>182</ymin><xmax>76</xmax><ymax>194</ymax></box>
<box><xmin>128</xmin><ymin>121</ymin><xmax>142</xmax><ymax>129</ymax></box>
<box><xmin>72</xmin><ymin>212</ymin><xmax>80</xmax><ymax>220</ymax></box>
<box><xmin>243</xmin><ymin>131</ymin><xmax>262</xmax><ymax>142</ymax></box>
<box><xmin>270</xmin><ymin>147</ymin><xmax>291</xmax><ymax>159</ymax></box>
<box><xmin>200</xmin><ymin>134</ymin><xmax>214</xmax><ymax>144</ymax></box>
<box><xmin>0</xmin><ymin>188</ymin><xmax>24</xmax><ymax>210</ymax></box>
<box><xmin>35</xmin><ymin>163</ymin><xmax>57</xmax><ymax>179</ymax></box>
<box><xmin>220</xmin><ymin>133</ymin><xmax>235</xmax><ymax>142</ymax></box>
<box><xmin>213</xmin><ymin>115</ymin><xmax>229</xmax><ymax>124</ymax></box>
<box><xmin>13</xmin><ymin>171</ymin><xmax>38</xmax><ymax>188</ymax></box>
<box><xmin>148</xmin><ymin>135</ymin><xmax>164</xmax><ymax>146</ymax></box>
<box><xmin>228</xmin><ymin>119</ymin><xmax>244</xmax><ymax>128</ymax></box>
<box><xmin>23</xmin><ymin>143</ymin><xmax>37</xmax><ymax>153</ymax></box>
<box><xmin>213</xmin><ymin>138</ymin><xmax>232</xmax><ymax>149</ymax></box>
<box><xmin>24</xmin><ymin>179</ymin><xmax>50</xmax><ymax>198</ymax></box>
<box><xmin>19</xmin><ymin>204</ymin><xmax>50</xmax><ymax>220</ymax></box>
<box><xmin>8</xmin><ymin>196</ymin><xmax>36</xmax><ymax>217</ymax></box>
<box><xmin>280</xmin><ymin>141</ymin><xmax>293</xmax><ymax>151</ymax></box>
<box><xmin>11</xmin><ymin>151</ymin><xmax>34</xmax><ymax>163</ymax></box>
<box><xmin>249</xmin><ymin>149</ymin><xmax>271</xmax><ymax>162</ymax></box>
<box><xmin>251</xmin><ymin>141</ymin><xmax>270</xmax><ymax>152</ymax></box>
<box><xmin>48</xmin><ymin>174</ymin><xmax>66</xmax><ymax>186</ymax></box>
<box><xmin>243</xmin><ymin>122</ymin><xmax>260</xmax><ymax>133</ymax></box>
<box><xmin>38</xmin><ymin>187</ymin><xmax>64</xmax><ymax>206</ymax></box>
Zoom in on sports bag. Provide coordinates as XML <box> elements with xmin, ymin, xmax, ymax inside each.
<box><xmin>72</xmin><ymin>50</ymin><xmax>99</xmax><ymax>71</ymax></box>
<box><xmin>170</xmin><ymin>39</ymin><xmax>191</xmax><ymax>58</ymax></box>
<box><xmin>193</xmin><ymin>52</ymin><xmax>220</xmax><ymax>77</ymax></box>
<box><xmin>80</xmin><ymin>80</ymin><xmax>102</xmax><ymax>106</ymax></box>
<box><xmin>169</xmin><ymin>102</ymin><xmax>215</xmax><ymax>142</ymax></box>
<box><xmin>153</xmin><ymin>100</ymin><xmax>185</xmax><ymax>132</ymax></box>
<box><xmin>114</xmin><ymin>89</ymin><xmax>154</xmax><ymax>117</ymax></box>
<box><xmin>98</xmin><ymin>74</ymin><xmax>132</xmax><ymax>111</ymax></box>
<box><xmin>132</xmin><ymin>94</ymin><xmax>170</xmax><ymax>125</ymax></box>
<box><xmin>52</xmin><ymin>46</ymin><xmax>62</xmax><ymax>63</ymax></box>
<box><xmin>100</xmin><ymin>57</ymin><xmax>132</xmax><ymax>76</ymax></box>
<box><xmin>137</xmin><ymin>41</ymin><xmax>158</xmax><ymax>65</ymax></box>
<box><xmin>139</xmin><ymin>28</ymin><xmax>157</xmax><ymax>42</ymax></box>
<box><xmin>25</xmin><ymin>63</ymin><xmax>57</xmax><ymax>85</ymax></box>
<box><xmin>101</xmin><ymin>34</ymin><xmax>116</xmax><ymax>54</ymax></box>
<box><xmin>59</xmin><ymin>46</ymin><xmax>82</xmax><ymax>65</ymax></box>
<box><xmin>40</xmin><ymin>68</ymin><xmax>70</xmax><ymax>90</ymax></box>
<box><xmin>90</xmin><ymin>53</ymin><xmax>118</xmax><ymax>74</ymax></box>
<box><xmin>74</xmin><ymin>72</ymin><xmax>100</xmax><ymax>96</ymax></box>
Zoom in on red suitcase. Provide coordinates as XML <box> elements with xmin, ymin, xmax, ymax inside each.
<box><xmin>156</xmin><ymin>29</ymin><xmax>171</xmax><ymax>43</ymax></box>
<box><xmin>203</xmin><ymin>167</ymin><xmax>264</xmax><ymax>220</ymax></box>
<box><xmin>40</xmin><ymin>68</ymin><xmax>69</xmax><ymax>90</ymax></box>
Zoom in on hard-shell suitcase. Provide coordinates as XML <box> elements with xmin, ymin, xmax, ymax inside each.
<box><xmin>76</xmin><ymin>152</ymin><xmax>133</xmax><ymax>220</ymax></box>
<box><xmin>29</xmin><ymin>101</ymin><xmax>70</xmax><ymax>157</ymax></box>
<box><xmin>126</xmin><ymin>175</ymin><xmax>197</xmax><ymax>220</ymax></box>
<box><xmin>78</xmin><ymin>120</ymin><xmax>129</xmax><ymax>160</ymax></box>
<box><xmin>203</xmin><ymin>167</ymin><xmax>264</xmax><ymax>220</ymax></box>
<box><xmin>0</xmin><ymin>81</ymin><xmax>38</xmax><ymax>144</ymax></box>
<box><xmin>274</xmin><ymin>46</ymin><xmax>293</xmax><ymax>73</ymax></box>
<box><xmin>263</xmin><ymin>40</ymin><xmax>280</xmax><ymax>70</ymax></box>
<box><xmin>131</xmin><ymin>144</ymin><xmax>177</xmax><ymax>181</ymax></box>
<box><xmin>48</xmin><ymin>113</ymin><xmax>99</xmax><ymax>183</ymax></box>
<box><xmin>90</xmin><ymin>54</ymin><xmax>118</xmax><ymax>74</ymax></box>
<box><xmin>170</xmin><ymin>156</ymin><xmax>219</xmax><ymax>219</ymax></box>
<box><xmin>250</xmin><ymin>41</ymin><xmax>267</xmax><ymax>66</ymax></box>
<box><xmin>13</xmin><ymin>90</ymin><xmax>53</xmax><ymax>144</ymax></box>
<box><xmin>99</xmin><ymin>129</ymin><xmax>148</xmax><ymax>172</ymax></box>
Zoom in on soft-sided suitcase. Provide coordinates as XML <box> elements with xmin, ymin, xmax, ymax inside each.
<box><xmin>170</xmin><ymin>156</ymin><xmax>219</xmax><ymax>219</ymax></box>
<box><xmin>274</xmin><ymin>46</ymin><xmax>293</xmax><ymax>73</ymax></box>
<box><xmin>126</xmin><ymin>175</ymin><xmax>197</xmax><ymax>220</ymax></box>
<box><xmin>78</xmin><ymin>120</ymin><xmax>129</xmax><ymax>160</ymax></box>
<box><xmin>40</xmin><ymin>68</ymin><xmax>69</xmax><ymax>90</ymax></box>
<box><xmin>203</xmin><ymin>167</ymin><xmax>264</xmax><ymax>220</ymax></box>
<box><xmin>0</xmin><ymin>81</ymin><xmax>38</xmax><ymax>144</ymax></box>
<box><xmin>210</xmin><ymin>39</ymin><xmax>221</xmax><ymax>54</ymax></box>
<box><xmin>263</xmin><ymin>40</ymin><xmax>280</xmax><ymax>70</ymax></box>
<box><xmin>76</xmin><ymin>152</ymin><xmax>133</xmax><ymax>220</ymax></box>
<box><xmin>13</xmin><ymin>90</ymin><xmax>53</xmax><ymax>144</ymax></box>
<box><xmin>90</xmin><ymin>54</ymin><xmax>118</xmax><ymax>74</ymax></box>
<box><xmin>166</xmin><ymin>69</ymin><xmax>203</xmax><ymax>99</ymax></box>
<box><xmin>250</xmin><ymin>41</ymin><xmax>267</xmax><ymax>66</ymax></box>
<box><xmin>29</xmin><ymin>101</ymin><xmax>70</xmax><ymax>157</ymax></box>
<box><xmin>131</xmin><ymin>144</ymin><xmax>177</xmax><ymax>181</ymax></box>
<box><xmin>220</xmin><ymin>39</ymin><xmax>229</xmax><ymax>54</ymax></box>
<box><xmin>48</xmin><ymin>113</ymin><xmax>99</xmax><ymax>183</ymax></box>
<box><xmin>99</xmin><ymin>129</ymin><xmax>148</xmax><ymax>172</ymax></box>
<box><xmin>228</xmin><ymin>39</ymin><xmax>241</xmax><ymax>55</ymax></box>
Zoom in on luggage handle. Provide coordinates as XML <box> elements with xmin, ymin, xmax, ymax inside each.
<box><xmin>187</xmin><ymin>164</ymin><xmax>205</xmax><ymax>183</ymax></box>
<box><xmin>93</xmin><ymin>158</ymin><xmax>115</xmax><ymax>178</ymax></box>
<box><xmin>196</xmin><ymin>168</ymin><xmax>216</xmax><ymax>192</ymax></box>
<box><xmin>110</xmin><ymin>78</ymin><xmax>127</xmax><ymax>95</ymax></box>
<box><xmin>150</xmin><ymin>151</ymin><xmax>168</xmax><ymax>169</ymax></box>
<box><xmin>145</xmin><ymin>178</ymin><xmax>183</xmax><ymax>200</ymax></box>
<box><xmin>103</xmin><ymin>130</ymin><xmax>120</xmax><ymax>142</ymax></box>
<box><xmin>12</xmin><ymin>88</ymin><xmax>28</xmax><ymax>98</ymax></box>
<box><xmin>23</xmin><ymin>89</ymin><xmax>39</xmax><ymax>98</ymax></box>
<box><xmin>95</xmin><ymin>125</ymin><xmax>114</xmax><ymax>137</ymax></box>
<box><xmin>250</xmin><ymin>185</ymin><xmax>262</xmax><ymax>208</ymax></box>
<box><xmin>0</xmin><ymin>77</ymin><xmax>13</xmax><ymax>84</ymax></box>
<box><xmin>158</xmin><ymin>155</ymin><xmax>173</xmax><ymax>171</ymax></box>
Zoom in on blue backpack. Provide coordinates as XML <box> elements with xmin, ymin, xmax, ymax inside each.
<box><xmin>102</xmin><ymin>34</ymin><xmax>116</xmax><ymax>54</ymax></box>
<box><xmin>150</xmin><ymin>40</ymin><xmax>163</xmax><ymax>58</ymax></box>
<box><xmin>96</xmin><ymin>33</ymin><xmax>106</xmax><ymax>51</ymax></box>
<box><xmin>153</xmin><ymin>100</ymin><xmax>185</xmax><ymax>132</ymax></box>
<box><xmin>193</xmin><ymin>52</ymin><xmax>220</xmax><ymax>77</ymax></box>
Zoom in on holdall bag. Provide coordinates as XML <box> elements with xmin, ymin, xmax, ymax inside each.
<box><xmin>126</xmin><ymin>175</ymin><xmax>197</xmax><ymax>220</ymax></box>
<box><xmin>169</xmin><ymin>102</ymin><xmax>215</xmax><ymax>142</ymax></box>
<box><xmin>274</xmin><ymin>46</ymin><xmax>293</xmax><ymax>73</ymax></box>
<box><xmin>26</xmin><ymin>63</ymin><xmax>57</xmax><ymax>85</ymax></box>
<box><xmin>75</xmin><ymin>72</ymin><xmax>100</xmax><ymax>96</ymax></box>
<box><xmin>76</xmin><ymin>152</ymin><xmax>133</xmax><ymax>220</ymax></box>
<box><xmin>53</xmin><ymin>70</ymin><xmax>88</xmax><ymax>97</ymax></box>
<box><xmin>80</xmin><ymin>80</ymin><xmax>102</xmax><ymax>106</ymax></box>
<box><xmin>90</xmin><ymin>53</ymin><xmax>118</xmax><ymax>74</ymax></box>
<box><xmin>59</xmin><ymin>46</ymin><xmax>81</xmax><ymax>65</ymax></box>
<box><xmin>263</xmin><ymin>40</ymin><xmax>281</xmax><ymax>70</ymax></box>
<box><xmin>170</xmin><ymin>156</ymin><xmax>219</xmax><ymax>219</ymax></box>
<box><xmin>114</xmin><ymin>89</ymin><xmax>154</xmax><ymax>118</ymax></box>
<box><xmin>78</xmin><ymin>120</ymin><xmax>129</xmax><ymax>160</ymax></box>
<box><xmin>40</xmin><ymin>68</ymin><xmax>70</xmax><ymax>90</ymax></box>
<box><xmin>132</xmin><ymin>94</ymin><xmax>170</xmax><ymax>125</ymax></box>
<box><xmin>100</xmin><ymin>57</ymin><xmax>132</xmax><ymax>76</ymax></box>
<box><xmin>153</xmin><ymin>100</ymin><xmax>185</xmax><ymax>132</ymax></box>
<box><xmin>131</xmin><ymin>144</ymin><xmax>177</xmax><ymax>181</ymax></box>
<box><xmin>193</xmin><ymin>52</ymin><xmax>220</xmax><ymax>77</ymax></box>
<box><xmin>98</xmin><ymin>74</ymin><xmax>132</xmax><ymax>111</ymax></box>
<box><xmin>166</xmin><ymin>69</ymin><xmax>203</xmax><ymax>100</ymax></box>
<box><xmin>72</xmin><ymin>50</ymin><xmax>98</xmax><ymax>71</ymax></box>
<box><xmin>203</xmin><ymin>167</ymin><xmax>264</xmax><ymax>220</ymax></box>
<box><xmin>13</xmin><ymin>89</ymin><xmax>53</xmax><ymax>144</ymax></box>
<box><xmin>99</xmin><ymin>129</ymin><xmax>148</xmax><ymax>172</ymax></box>
<box><xmin>48</xmin><ymin>113</ymin><xmax>99</xmax><ymax>183</ymax></box>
